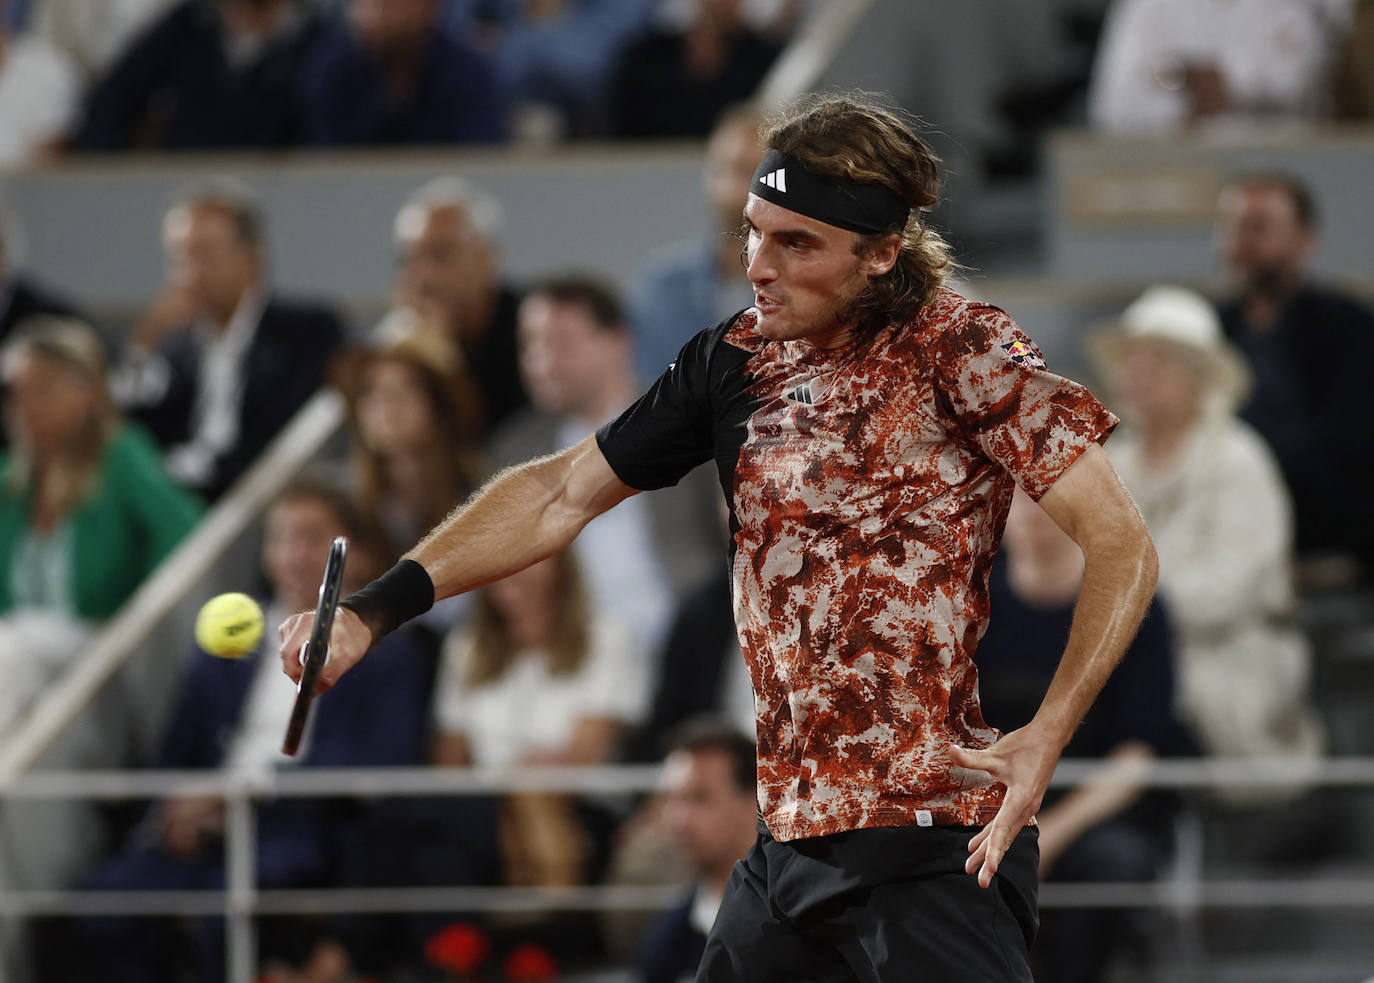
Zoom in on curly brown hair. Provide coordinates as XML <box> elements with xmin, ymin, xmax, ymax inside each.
<box><xmin>761</xmin><ymin>92</ymin><xmax>955</xmax><ymax>334</ymax></box>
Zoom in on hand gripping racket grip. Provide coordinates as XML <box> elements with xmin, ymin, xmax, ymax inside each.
<box><xmin>282</xmin><ymin>536</ymin><xmax>348</xmax><ymax>756</ymax></box>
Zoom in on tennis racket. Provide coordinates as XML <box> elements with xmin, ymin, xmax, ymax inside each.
<box><xmin>281</xmin><ymin>535</ymin><xmax>348</xmax><ymax>757</ymax></box>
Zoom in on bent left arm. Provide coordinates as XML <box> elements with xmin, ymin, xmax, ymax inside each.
<box><xmin>950</xmin><ymin>442</ymin><xmax>1158</xmax><ymax>887</ymax></box>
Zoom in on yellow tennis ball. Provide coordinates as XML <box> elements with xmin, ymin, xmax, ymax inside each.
<box><xmin>195</xmin><ymin>592</ymin><xmax>265</xmax><ymax>658</ymax></box>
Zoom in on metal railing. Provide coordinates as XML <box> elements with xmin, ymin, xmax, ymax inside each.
<box><xmin>3</xmin><ymin>756</ymin><xmax>1374</xmax><ymax>982</ymax></box>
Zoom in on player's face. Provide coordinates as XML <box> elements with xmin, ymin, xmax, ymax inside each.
<box><xmin>743</xmin><ymin>195</ymin><xmax>896</xmax><ymax>349</ymax></box>
<box><xmin>661</xmin><ymin>748</ymin><xmax>758</xmax><ymax>877</ymax></box>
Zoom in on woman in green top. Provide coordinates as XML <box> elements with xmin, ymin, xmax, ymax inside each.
<box><xmin>0</xmin><ymin>316</ymin><xmax>203</xmax><ymax>621</ymax></box>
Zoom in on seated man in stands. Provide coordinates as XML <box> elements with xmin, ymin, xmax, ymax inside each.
<box><xmin>609</xmin><ymin>0</ymin><xmax>786</xmax><ymax>138</ymax></box>
<box><xmin>70</xmin><ymin>0</ymin><xmax>324</xmax><ymax>151</ymax></box>
<box><xmin>56</xmin><ymin>477</ymin><xmax>437</xmax><ymax>983</ymax></box>
<box><xmin>634</xmin><ymin>719</ymin><xmax>760</xmax><ymax>983</ymax></box>
<box><xmin>297</xmin><ymin>0</ymin><xmax>504</xmax><ymax>147</ymax></box>
<box><xmin>489</xmin><ymin>274</ymin><xmax>724</xmax><ymax>655</ymax></box>
<box><xmin>1214</xmin><ymin>172</ymin><xmax>1374</xmax><ymax>583</ymax></box>
<box><xmin>391</xmin><ymin>176</ymin><xmax>527</xmax><ymax>432</ymax></box>
<box><xmin>113</xmin><ymin>181</ymin><xmax>345</xmax><ymax>501</ymax></box>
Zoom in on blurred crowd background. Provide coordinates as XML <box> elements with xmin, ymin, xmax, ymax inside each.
<box><xmin>1</xmin><ymin>1</ymin><xmax>1373</xmax><ymax>982</ymax></box>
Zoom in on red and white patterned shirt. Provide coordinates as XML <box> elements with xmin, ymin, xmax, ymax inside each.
<box><xmin>599</xmin><ymin>287</ymin><xmax>1117</xmax><ymax>840</ymax></box>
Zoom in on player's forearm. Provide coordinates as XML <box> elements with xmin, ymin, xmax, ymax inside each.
<box><xmin>1031</xmin><ymin>520</ymin><xmax>1157</xmax><ymax>750</ymax></box>
<box><xmin>404</xmin><ymin>455</ymin><xmax>576</xmax><ymax>600</ymax></box>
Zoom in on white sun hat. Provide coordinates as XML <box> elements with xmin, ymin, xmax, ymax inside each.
<box><xmin>1091</xmin><ymin>285</ymin><xmax>1252</xmax><ymax>413</ymax></box>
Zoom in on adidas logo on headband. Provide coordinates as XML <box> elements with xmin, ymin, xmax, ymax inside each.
<box><xmin>751</xmin><ymin>149</ymin><xmax>909</xmax><ymax>235</ymax></box>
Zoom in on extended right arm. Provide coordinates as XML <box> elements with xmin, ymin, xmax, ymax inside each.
<box><xmin>278</xmin><ymin>434</ymin><xmax>637</xmax><ymax>689</ymax></box>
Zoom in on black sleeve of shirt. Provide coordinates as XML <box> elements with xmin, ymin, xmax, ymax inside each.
<box><xmin>596</xmin><ymin>316</ymin><xmax>734</xmax><ymax>491</ymax></box>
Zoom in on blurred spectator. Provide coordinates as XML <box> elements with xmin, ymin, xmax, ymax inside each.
<box><xmin>60</xmin><ymin>477</ymin><xmax>436</xmax><ymax>983</ymax></box>
<box><xmin>392</xmin><ymin>176</ymin><xmax>527</xmax><ymax>432</ymax></box>
<box><xmin>71</xmin><ymin>0</ymin><xmax>323</xmax><ymax>151</ymax></box>
<box><xmin>0</xmin><ymin>17</ymin><xmax>78</xmax><ymax>164</ymax></box>
<box><xmin>625</xmin><ymin>568</ymin><xmax>754</xmax><ymax>764</ymax></box>
<box><xmin>634</xmin><ymin>719</ymin><xmax>758</xmax><ymax>983</ymax></box>
<box><xmin>1214</xmin><ymin>172</ymin><xmax>1374</xmax><ymax>580</ymax></box>
<box><xmin>335</xmin><ymin>308</ymin><xmax>482</xmax><ymax>555</ymax></box>
<box><xmin>25</xmin><ymin>0</ymin><xmax>176</xmax><ymax>79</ymax></box>
<box><xmin>978</xmin><ymin>489</ymin><xmax>1181</xmax><ymax>983</ymax></box>
<box><xmin>333</xmin><ymin>307</ymin><xmax>483</xmax><ymax>633</ymax></box>
<box><xmin>432</xmin><ymin>549</ymin><xmax>649</xmax><ymax>887</ymax></box>
<box><xmin>1092</xmin><ymin>286</ymin><xmax>1324</xmax><ymax>802</ymax></box>
<box><xmin>446</xmin><ymin>0</ymin><xmax>659</xmax><ymax>139</ymax></box>
<box><xmin>609</xmin><ymin>0</ymin><xmax>783</xmax><ymax>138</ymax></box>
<box><xmin>0</xmin><ymin>316</ymin><xmax>201</xmax><ymax>729</ymax></box>
<box><xmin>113</xmin><ymin>181</ymin><xmax>345</xmax><ymax>501</ymax></box>
<box><xmin>297</xmin><ymin>0</ymin><xmax>504</xmax><ymax>146</ymax></box>
<box><xmin>490</xmin><ymin>274</ymin><xmax>725</xmax><ymax>654</ymax></box>
<box><xmin>1088</xmin><ymin>0</ymin><xmax>1349</xmax><ymax>132</ymax></box>
<box><xmin>0</xmin><ymin>200</ymin><xmax>81</xmax><ymax>348</ymax></box>
<box><xmin>627</xmin><ymin>103</ymin><xmax>763</xmax><ymax>381</ymax></box>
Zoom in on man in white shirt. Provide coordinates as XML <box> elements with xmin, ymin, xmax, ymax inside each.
<box><xmin>1088</xmin><ymin>0</ymin><xmax>1351</xmax><ymax>132</ymax></box>
<box><xmin>487</xmin><ymin>274</ymin><xmax>725</xmax><ymax>655</ymax></box>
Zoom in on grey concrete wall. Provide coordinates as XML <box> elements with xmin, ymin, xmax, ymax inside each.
<box><xmin>1047</xmin><ymin>129</ymin><xmax>1374</xmax><ymax>283</ymax></box>
<box><xmin>0</xmin><ymin>144</ymin><xmax>711</xmax><ymax>314</ymax></box>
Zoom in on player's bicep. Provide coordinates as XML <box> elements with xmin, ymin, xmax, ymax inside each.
<box><xmin>1036</xmin><ymin>443</ymin><xmax>1148</xmax><ymax>554</ymax></box>
<box><xmin>561</xmin><ymin>434</ymin><xmax>641</xmax><ymax>526</ymax></box>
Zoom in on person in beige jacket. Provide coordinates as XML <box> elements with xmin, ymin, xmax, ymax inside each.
<box><xmin>1092</xmin><ymin>285</ymin><xmax>1323</xmax><ymax>804</ymax></box>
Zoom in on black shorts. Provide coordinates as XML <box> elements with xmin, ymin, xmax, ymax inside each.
<box><xmin>696</xmin><ymin>822</ymin><xmax>1039</xmax><ymax>983</ymax></box>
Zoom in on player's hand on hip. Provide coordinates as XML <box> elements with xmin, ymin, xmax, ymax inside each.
<box><xmin>277</xmin><ymin>606</ymin><xmax>373</xmax><ymax>692</ymax></box>
<box><xmin>948</xmin><ymin>726</ymin><xmax>1060</xmax><ymax>888</ymax></box>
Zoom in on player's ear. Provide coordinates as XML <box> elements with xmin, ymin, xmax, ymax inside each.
<box><xmin>859</xmin><ymin>233</ymin><xmax>901</xmax><ymax>277</ymax></box>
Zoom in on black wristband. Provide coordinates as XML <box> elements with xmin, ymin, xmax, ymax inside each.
<box><xmin>339</xmin><ymin>558</ymin><xmax>435</xmax><ymax>642</ymax></box>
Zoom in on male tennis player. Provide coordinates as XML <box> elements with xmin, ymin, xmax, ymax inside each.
<box><xmin>282</xmin><ymin>93</ymin><xmax>1158</xmax><ymax>981</ymax></box>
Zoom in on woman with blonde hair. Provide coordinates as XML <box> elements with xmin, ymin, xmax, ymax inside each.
<box><xmin>0</xmin><ymin>316</ymin><xmax>201</xmax><ymax>695</ymax></box>
<box><xmin>1091</xmin><ymin>286</ymin><xmax>1323</xmax><ymax>803</ymax></box>
<box><xmin>336</xmin><ymin>308</ymin><xmax>484</xmax><ymax>556</ymax></box>
<box><xmin>0</xmin><ymin>316</ymin><xmax>201</xmax><ymax>921</ymax></box>
<box><xmin>334</xmin><ymin>309</ymin><xmax>484</xmax><ymax>636</ymax></box>
<box><xmin>433</xmin><ymin>547</ymin><xmax>648</xmax><ymax>887</ymax></box>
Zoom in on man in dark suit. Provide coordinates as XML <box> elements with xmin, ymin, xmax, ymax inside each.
<box><xmin>114</xmin><ymin>181</ymin><xmax>345</xmax><ymax>501</ymax></box>
<box><xmin>62</xmin><ymin>477</ymin><xmax>437</xmax><ymax>983</ymax></box>
<box><xmin>635</xmin><ymin>720</ymin><xmax>760</xmax><ymax>983</ymax></box>
<box><xmin>1215</xmin><ymin>172</ymin><xmax>1374</xmax><ymax>582</ymax></box>
<box><xmin>71</xmin><ymin>0</ymin><xmax>323</xmax><ymax>151</ymax></box>
<box><xmin>297</xmin><ymin>0</ymin><xmax>504</xmax><ymax>147</ymax></box>
<box><xmin>391</xmin><ymin>175</ymin><xmax>527</xmax><ymax>434</ymax></box>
